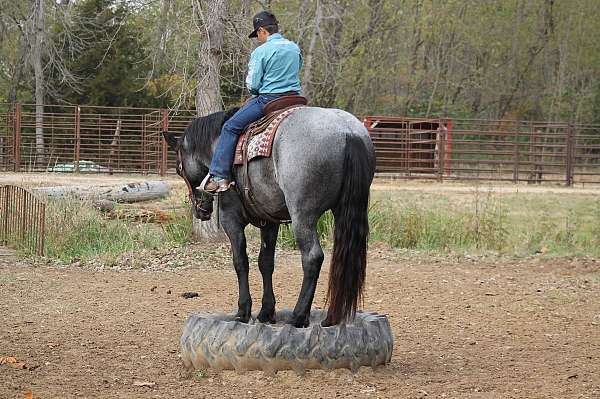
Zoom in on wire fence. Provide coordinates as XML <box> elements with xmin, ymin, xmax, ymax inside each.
<box><xmin>1</xmin><ymin>103</ymin><xmax>600</xmax><ymax>185</ymax></box>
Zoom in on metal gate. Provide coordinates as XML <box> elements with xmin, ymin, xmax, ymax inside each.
<box><xmin>0</xmin><ymin>185</ymin><xmax>45</xmax><ymax>256</ymax></box>
<box><xmin>142</xmin><ymin>110</ymin><xmax>168</xmax><ymax>175</ymax></box>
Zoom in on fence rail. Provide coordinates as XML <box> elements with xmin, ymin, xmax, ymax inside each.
<box><xmin>1</xmin><ymin>103</ymin><xmax>600</xmax><ymax>185</ymax></box>
<box><xmin>0</xmin><ymin>103</ymin><xmax>195</xmax><ymax>175</ymax></box>
<box><xmin>0</xmin><ymin>185</ymin><xmax>45</xmax><ymax>256</ymax></box>
<box><xmin>365</xmin><ymin>116</ymin><xmax>600</xmax><ymax>185</ymax></box>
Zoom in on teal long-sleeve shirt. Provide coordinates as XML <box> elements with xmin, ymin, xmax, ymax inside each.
<box><xmin>246</xmin><ymin>33</ymin><xmax>303</xmax><ymax>95</ymax></box>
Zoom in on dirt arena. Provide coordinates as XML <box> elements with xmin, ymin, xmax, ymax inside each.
<box><xmin>1</xmin><ymin>244</ymin><xmax>598</xmax><ymax>398</ymax></box>
<box><xmin>1</xmin><ymin>175</ymin><xmax>600</xmax><ymax>398</ymax></box>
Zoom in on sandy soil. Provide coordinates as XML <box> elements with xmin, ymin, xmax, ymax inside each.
<box><xmin>2</xmin><ymin>175</ymin><xmax>600</xmax><ymax>398</ymax></box>
<box><xmin>0</xmin><ymin>172</ymin><xmax>183</xmax><ymax>189</ymax></box>
<box><xmin>1</xmin><ymin>245</ymin><xmax>599</xmax><ymax>399</ymax></box>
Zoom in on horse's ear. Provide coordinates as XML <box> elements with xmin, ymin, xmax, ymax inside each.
<box><xmin>162</xmin><ymin>131</ymin><xmax>179</xmax><ymax>152</ymax></box>
<box><xmin>223</xmin><ymin>107</ymin><xmax>239</xmax><ymax>123</ymax></box>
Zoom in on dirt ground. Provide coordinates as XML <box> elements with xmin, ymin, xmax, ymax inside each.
<box><xmin>2</xmin><ymin>171</ymin><xmax>600</xmax><ymax>195</ymax></box>
<box><xmin>1</xmin><ymin>244</ymin><xmax>599</xmax><ymax>399</ymax></box>
<box><xmin>2</xmin><ymin>174</ymin><xmax>600</xmax><ymax>398</ymax></box>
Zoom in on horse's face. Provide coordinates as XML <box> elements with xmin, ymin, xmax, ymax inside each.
<box><xmin>163</xmin><ymin>131</ymin><xmax>214</xmax><ymax>221</ymax></box>
<box><xmin>177</xmin><ymin>155</ymin><xmax>214</xmax><ymax>221</ymax></box>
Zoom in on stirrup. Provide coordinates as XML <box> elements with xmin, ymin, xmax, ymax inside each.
<box><xmin>198</xmin><ymin>174</ymin><xmax>234</xmax><ymax>194</ymax></box>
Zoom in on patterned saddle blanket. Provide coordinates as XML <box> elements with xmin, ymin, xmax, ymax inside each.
<box><xmin>233</xmin><ymin>106</ymin><xmax>305</xmax><ymax>165</ymax></box>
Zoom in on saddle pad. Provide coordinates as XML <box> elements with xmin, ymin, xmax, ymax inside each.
<box><xmin>234</xmin><ymin>106</ymin><xmax>305</xmax><ymax>165</ymax></box>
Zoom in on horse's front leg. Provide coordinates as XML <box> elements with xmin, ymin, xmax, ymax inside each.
<box><xmin>223</xmin><ymin>221</ymin><xmax>252</xmax><ymax>323</ymax></box>
<box><xmin>290</xmin><ymin>219</ymin><xmax>324</xmax><ymax>328</ymax></box>
<box><xmin>257</xmin><ymin>223</ymin><xmax>279</xmax><ymax>323</ymax></box>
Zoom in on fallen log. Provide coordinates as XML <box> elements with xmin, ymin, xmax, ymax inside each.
<box><xmin>105</xmin><ymin>207</ymin><xmax>173</xmax><ymax>224</ymax></box>
<box><xmin>34</xmin><ymin>181</ymin><xmax>171</xmax><ymax>203</ymax></box>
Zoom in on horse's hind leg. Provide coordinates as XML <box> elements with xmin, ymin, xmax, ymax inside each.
<box><xmin>257</xmin><ymin>223</ymin><xmax>279</xmax><ymax>323</ymax></box>
<box><xmin>290</xmin><ymin>218</ymin><xmax>324</xmax><ymax>328</ymax></box>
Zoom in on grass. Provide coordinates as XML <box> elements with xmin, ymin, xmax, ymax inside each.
<box><xmin>278</xmin><ymin>185</ymin><xmax>600</xmax><ymax>257</ymax></box>
<box><xmin>30</xmin><ymin>184</ymin><xmax>600</xmax><ymax>261</ymax></box>
<box><xmin>277</xmin><ymin>211</ymin><xmax>334</xmax><ymax>249</ymax></box>
<box><xmin>369</xmin><ymin>185</ymin><xmax>600</xmax><ymax>257</ymax></box>
<box><xmin>43</xmin><ymin>199</ymin><xmax>164</xmax><ymax>261</ymax></box>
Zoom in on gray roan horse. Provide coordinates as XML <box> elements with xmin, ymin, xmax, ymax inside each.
<box><xmin>163</xmin><ymin>107</ymin><xmax>375</xmax><ymax>327</ymax></box>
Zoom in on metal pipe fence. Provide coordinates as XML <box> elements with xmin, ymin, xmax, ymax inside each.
<box><xmin>1</xmin><ymin>103</ymin><xmax>600</xmax><ymax>185</ymax></box>
<box><xmin>365</xmin><ymin>116</ymin><xmax>600</xmax><ymax>185</ymax></box>
<box><xmin>0</xmin><ymin>103</ymin><xmax>196</xmax><ymax>175</ymax></box>
<box><xmin>0</xmin><ymin>185</ymin><xmax>45</xmax><ymax>256</ymax></box>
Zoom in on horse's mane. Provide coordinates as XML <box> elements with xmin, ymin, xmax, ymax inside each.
<box><xmin>184</xmin><ymin>107</ymin><xmax>239</xmax><ymax>158</ymax></box>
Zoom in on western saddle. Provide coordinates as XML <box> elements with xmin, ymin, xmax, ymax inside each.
<box><xmin>234</xmin><ymin>94</ymin><xmax>307</xmax><ymax>225</ymax></box>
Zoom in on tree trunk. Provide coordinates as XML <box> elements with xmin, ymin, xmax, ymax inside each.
<box><xmin>8</xmin><ymin>34</ymin><xmax>28</xmax><ymax>103</ymax></box>
<box><xmin>33</xmin><ymin>0</ymin><xmax>45</xmax><ymax>161</ymax></box>
<box><xmin>149</xmin><ymin>0</ymin><xmax>172</xmax><ymax>79</ymax></box>
<box><xmin>193</xmin><ymin>0</ymin><xmax>229</xmax><ymax>241</ymax></box>
<box><xmin>195</xmin><ymin>0</ymin><xmax>227</xmax><ymax>115</ymax></box>
<box><xmin>301</xmin><ymin>0</ymin><xmax>322</xmax><ymax>101</ymax></box>
<box><xmin>403</xmin><ymin>0</ymin><xmax>423</xmax><ymax>114</ymax></box>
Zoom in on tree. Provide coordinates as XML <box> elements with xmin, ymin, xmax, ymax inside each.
<box><xmin>192</xmin><ymin>0</ymin><xmax>230</xmax><ymax>241</ymax></box>
<box><xmin>32</xmin><ymin>0</ymin><xmax>45</xmax><ymax>158</ymax></box>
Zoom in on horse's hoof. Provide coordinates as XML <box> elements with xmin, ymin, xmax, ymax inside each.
<box><xmin>233</xmin><ymin>311</ymin><xmax>251</xmax><ymax>323</ymax></box>
<box><xmin>321</xmin><ymin>318</ymin><xmax>334</xmax><ymax>327</ymax></box>
<box><xmin>257</xmin><ymin>308</ymin><xmax>276</xmax><ymax>324</ymax></box>
<box><xmin>289</xmin><ymin>315</ymin><xmax>309</xmax><ymax>328</ymax></box>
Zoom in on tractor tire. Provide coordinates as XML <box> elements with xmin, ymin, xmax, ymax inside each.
<box><xmin>180</xmin><ymin>309</ymin><xmax>393</xmax><ymax>374</ymax></box>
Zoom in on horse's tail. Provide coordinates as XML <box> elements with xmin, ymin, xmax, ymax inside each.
<box><xmin>324</xmin><ymin>133</ymin><xmax>373</xmax><ymax>326</ymax></box>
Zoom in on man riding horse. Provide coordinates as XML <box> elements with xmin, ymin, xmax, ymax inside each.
<box><xmin>164</xmin><ymin>11</ymin><xmax>375</xmax><ymax>328</ymax></box>
<box><xmin>202</xmin><ymin>11</ymin><xmax>303</xmax><ymax>193</ymax></box>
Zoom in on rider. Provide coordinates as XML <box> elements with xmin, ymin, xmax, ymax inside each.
<box><xmin>203</xmin><ymin>11</ymin><xmax>303</xmax><ymax>193</ymax></box>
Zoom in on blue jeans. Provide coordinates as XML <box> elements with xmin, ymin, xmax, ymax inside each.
<box><xmin>209</xmin><ymin>94</ymin><xmax>282</xmax><ymax>179</ymax></box>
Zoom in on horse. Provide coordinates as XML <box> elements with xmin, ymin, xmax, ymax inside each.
<box><xmin>163</xmin><ymin>106</ymin><xmax>375</xmax><ymax>327</ymax></box>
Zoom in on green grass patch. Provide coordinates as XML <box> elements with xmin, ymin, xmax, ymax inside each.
<box><xmin>31</xmin><ymin>185</ymin><xmax>600</xmax><ymax>260</ymax></box>
<box><xmin>278</xmin><ymin>211</ymin><xmax>334</xmax><ymax>249</ymax></box>
<box><xmin>44</xmin><ymin>198</ymin><xmax>164</xmax><ymax>261</ymax></box>
<box><xmin>370</xmin><ymin>186</ymin><xmax>600</xmax><ymax>256</ymax></box>
<box><xmin>278</xmin><ymin>186</ymin><xmax>600</xmax><ymax>257</ymax></box>
<box><xmin>368</xmin><ymin>189</ymin><xmax>508</xmax><ymax>252</ymax></box>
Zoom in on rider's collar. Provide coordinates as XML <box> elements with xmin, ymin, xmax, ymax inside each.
<box><xmin>267</xmin><ymin>33</ymin><xmax>283</xmax><ymax>42</ymax></box>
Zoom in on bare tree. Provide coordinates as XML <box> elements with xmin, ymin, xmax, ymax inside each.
<box><xmin>194</xmin><ymin>0</ymin><xmax>227</xmax><ymax>115</ymax></box>
<box><xmin>32</xmin><ymin>0</ymin><xmax>45</xmax><ymax>159</ymax></box>
<box><xmin>8</xmin><ymin>34</ymin><xmax>29</xmax><ymax>104</ymax></box>
<box><xmin>147</xmin><ymin>0</ymin><xmax>172</xmax><ymax>80</ymax></box>
<box><xmin>301</xmin><ymin>0</ymin><xmax>322</xmax><ymax>101</ymax></box>
<box><xmin>192</xmin><ymin>0</ymin><xmax>229</xmax><ymax>241</ymax></box>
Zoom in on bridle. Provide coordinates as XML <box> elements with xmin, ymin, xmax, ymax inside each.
<box><xmin>177</xmin><ymin>147</ymin><xmax>214</xmax><ymax>217</ymax></box>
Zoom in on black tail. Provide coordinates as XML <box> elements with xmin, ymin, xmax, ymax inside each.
<box><xmin>324</xmin><ymin>134</ymin><xmax>374</xmax><ymax>326</ymax></box>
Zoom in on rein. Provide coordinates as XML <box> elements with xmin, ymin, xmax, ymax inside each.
<box><xmin>178</xmin><ymin>148</ymin><xmax>195</xmax><ymax>203</ymax></box>
<box><xmin>177</xmin><ymin>147</ymin><xmax>215</xmax><ymax>218</ymax></box>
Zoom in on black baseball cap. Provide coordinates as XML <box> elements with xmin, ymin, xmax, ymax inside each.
<box><xmin>248</xmin><ymin>11</ymin><xmax>278</xmax><ymax>38</ymax></box>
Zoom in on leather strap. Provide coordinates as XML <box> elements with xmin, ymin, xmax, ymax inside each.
<box><xmin>239</xmin><ymin>131</ymin><xmax>290</xmax><ymax>226</ymax></box>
